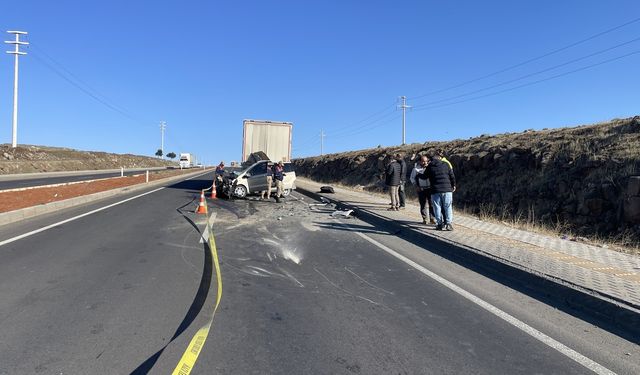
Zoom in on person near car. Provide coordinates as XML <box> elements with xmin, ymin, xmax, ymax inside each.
<box><xmin>397</xmin><ymin>153</ymin><xmax>407</xmax><ymax>209</ymax></box>
<box><xmin>261</xmin><ymin>163</ymin><xmax>273</xmax><ymax>200</ymax></box>
<box><xmin>216</xmin><ymin>161</ymin><xmax>224</xmax><ymax>183</ymax></box>
<box><xmin>424</xmin><ymin>153</ymin><xmax>456</xmax><ymax>231</ymax></box>
<box><xmin>385</xmin><ymin>155</ymin><xmax>402</xmax><ymax>211</ymax></box>
<box><xmin>411</xmin><ymin>154</ymin><xmax>435</xmax><ymax>224</ymax></box>
<box><xmin>273</xmin><ymin>161</ymin><xmax>286</xmax><ymax>203</ymax></box>
<box><xmin>215</xmin><ymin>162</ymin><xmax>225</xmax><ymax>179</ymax></box>
<box><xmin>436</xmin><ymin>148</ymin><xmax>453</xmax><ymax>170</ymax></box>
<box><xmin>215</xmin><ymin>161</ymin><xmax>225</xmax><ymax>191</ymax></box>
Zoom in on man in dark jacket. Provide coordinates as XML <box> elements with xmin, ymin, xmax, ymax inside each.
<box><xmin>272</xmin><ymin>161</ymin><xmax>285</xmax><ymax>203</ymax></box>
<box><xmin>425</xmin><ymin>154</ymin><xmax>456</xmax><ymax>230</ymax></box>
<box><xmin>385</xmin><ymin>155</ymin><xmax>401</xmax><ymax>211</ymax></box>
<box><xmin>411</xmin><ymin>155</ymin><xmax>435</xmax><ymax>224</ymax></box>
<box><xmin>397</xmin><ymin>153</ymin><xmax>407</xmax><ymax>209</ymax></box>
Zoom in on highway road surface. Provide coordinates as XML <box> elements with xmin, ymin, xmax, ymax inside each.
<box><xmin>0</xmin><ymin>171</ymin><xmax>638</xmax><ymax>374</ymax></box>
<box><xmin>0</xmin><ymin>167</ymin><xmax>171</xmax><ymax>191</ymax></box>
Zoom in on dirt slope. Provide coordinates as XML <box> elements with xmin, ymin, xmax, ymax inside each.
<box><xmin>293</xmin><ymin>116</ymin><xmax>640</xmax><ymax>246</ymax></box>
<box><xmin>0</xmin><ymin>145</ymin><xmax>176</xmax><ymax>174</ymax></box>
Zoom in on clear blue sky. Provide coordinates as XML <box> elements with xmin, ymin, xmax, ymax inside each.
<box><xmin>1</xmin><ymin>1</ymin><xmax>639</xmax><ymax>163</ymax></box>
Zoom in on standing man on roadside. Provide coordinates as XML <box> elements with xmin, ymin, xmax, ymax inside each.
<box><xmin>385</xmin><ymin>154</ymin><xmax>401</xmax><ymax>211</ymax></box>
<box><xmin>411</xmin><ymin>155</ymin><xmax>435</xmax><ymax>224</ymax></box>
<box><xmin>425</xmin><ymin>153</ymin><xmax>456</xmax><ymax>231</ymax></box>
<box><xmin>215</xmin><ymin>161</ymin><xmax>225</xmax><ymax>178</ymax></box>
<box><xmin>273</xmin><ymin>161</ymin><xmax>286</xmax><ymax>203</ymax></box>
<box><xmin>397</xmin><ymin>153</ymin><xmax>407</xmax><ymax>210</ymax></box>
<box><xmin>215</xmin><ymin>161</ymin><xmax>225</xmax><ymax>191</ymax></box>
<box><xmin>261</xmin><ymin>163</ymin><xmax>273</xmax><ymax>200</ymax></box>
<box><xmin>436</xmin><ymin>149</ymin><xmax>453</xmax><ymax>170</ymax></box>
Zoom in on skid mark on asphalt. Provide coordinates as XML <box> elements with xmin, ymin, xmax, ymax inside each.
<box><xmin>278</xmin><ymin>266</ymin><xmax>305</xmax><ymax>288</ymax></box>
<box><xmin>345</xmin><ymin>267</ymin><xmax>395</xmax><ymax>295</ymax></box>
<box><xmin>314</xmin><ymin>267</ymin><xmax>393</xmax><ymax>311</ymax></box>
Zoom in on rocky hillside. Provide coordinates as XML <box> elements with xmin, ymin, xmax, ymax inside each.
<box><xmin>0</xmin><ymin>145</ymin><xmax>176</xmax><ymax>174</ymax></box>
<box><xmin>293</xmin><ymin>116</ymin><xmax>640</xmax><ymax>246</ymax></box>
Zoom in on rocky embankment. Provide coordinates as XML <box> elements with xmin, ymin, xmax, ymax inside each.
<box><xmin>293</xmin><ymin>116</ymin><xmax>640</xmax><ymax>246</ymax></box>
<box><xmin>0</xmin><ymin>145</ymin><xmax>175</xmax><ymax>174</ymax></box>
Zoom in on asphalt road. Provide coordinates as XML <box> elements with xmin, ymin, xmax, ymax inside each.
<box><xmin>0</xmin><ymin>168</ymin><xmax>171</xmax><ymax>191</ymax></box>
<box><xmin>0</xmin><ymin>171</ymin><xmax>638</xmax><ymax>374</ymax></box>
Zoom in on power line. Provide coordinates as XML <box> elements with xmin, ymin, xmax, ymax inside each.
<box><xmin>327</xmin><ymin>108</ymin><xmax>398</xmax><ymax>138</ymax></box>
<box><xmin>324</xmin><ymin>102</ymin><xmax>396</xmax><ymax>137</ymax></box>
<box><xmin>412</xmin><ymin>35</ymin><xmax>640</xmax><ymax>110</ymax></box>
<box><xmin>408</xmin><ymin>16</ymin><xmax>640</xmax><ymax>101</ymax></box>
<box><xmin>412</xmin><ymin>49</ymin><xmax>640</xmax><ymax>113</ymax></box>
<box><xmin>28</xmin><ymin>43</ymin><xmax>152</xmax><ymax>127</ymax></box>
<box><xmin>332</xmin><ymin>113</ymin><xmax>402</xmax><ymax>140</ymax></box>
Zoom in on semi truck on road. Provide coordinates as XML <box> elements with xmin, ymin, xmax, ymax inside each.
<box><xmin>179</xmin><ymin>153</ymin><xmax>192</xmax><ymax>168</ymax></box>
<box><xmin>242</xmin><ymin>120</ymin><xmax>292</xmax><ymax>164</ymax></box>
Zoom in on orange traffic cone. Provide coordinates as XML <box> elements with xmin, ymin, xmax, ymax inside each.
<box><xmin>196</xmin><ymin>190</ymin><xmax>207</xmax><ymax>214</ymax></box>
<box><xmin>211</xmin><ymin>183</ymin><xmax>217</xmax><ymax>199</ymax></box>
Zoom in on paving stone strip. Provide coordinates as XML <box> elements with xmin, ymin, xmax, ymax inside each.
<box><xmin>295</xmin><ymin>177</ymin><xmax>640</xmax><ymax>309</ymax></box>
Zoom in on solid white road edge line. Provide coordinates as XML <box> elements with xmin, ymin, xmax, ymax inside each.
<box><xmin>348</xmin><ymin>227</ymin><xmax>617</xmax><ymax>375</ymax></box>
<box><xmin>0</xmin><ymin>171</ymin><xmax>211</xmax><ymax>248</ymax></box>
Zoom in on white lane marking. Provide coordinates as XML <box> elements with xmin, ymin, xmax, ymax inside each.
<box><xmin>0</xmin><ymin>187</ymin><xmax>164</xmax><ymax>247</ymax></box>
<box><xmin>348</xmin><ymin>227</ymin><xmax>617</xmax><ymax>375</ymax></box>
<box><xmin>0</xmin><ymin>171</ymin><xmax>211</xmax><ymax>248</ymax></box>
<box><xmin>199</xmin><ymin>212</ymin><xmax>217</xmax><ymax>243</ymax></box>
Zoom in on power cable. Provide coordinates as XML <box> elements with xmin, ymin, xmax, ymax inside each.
<box><xmin>327</xmin><ymin>108</ymin><xmax>398</xmax><ymax>138</ymax></box>
<box><xmin>408</xmin><ymin>16</ymin><xmax>640</xmax><ymax>101</ymax></box>
<box><xmin>412</xmin><ymin>49</ymin><xmax>640</xmax><ymax>113</ymax></box>
<box><xmin>324</xmin><ymin>102</ymin><xmax>396</xmax><ymax>137</ymax></box>
<box><xmin>332</xmin><ymin>113</ymin><xmax>402</xmax><ymax>140</ymax></box>
<box><xmin>412</xmin><ymin>35</ymin><xmax>640</xmax><ymax>110</ymax></box>
<box><xmin>28</xmin><ymin>43</ymin><xmax>153</xmax><ymax>127</ymax></box>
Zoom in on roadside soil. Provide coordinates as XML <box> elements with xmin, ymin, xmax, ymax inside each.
<box><xmin>0</xmin><ymin>169</ymin><xmax>207</xmax><ymax>213</ymax></box>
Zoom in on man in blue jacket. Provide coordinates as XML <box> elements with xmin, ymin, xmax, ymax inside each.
<box><xmin>425</xmin><ymin>153</ymin><xmax>456</xmax><ymax>231</ymax></box>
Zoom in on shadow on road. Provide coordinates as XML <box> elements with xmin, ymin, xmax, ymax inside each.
<box><xmin>297</xmin><ymin>188</ymin><xmax>640</xmax><ymax>346</ymax></box>
<box><xmin>129</xmin><ymin>198</ymin><xmax>214</xmax><ymax>374</ymax></box>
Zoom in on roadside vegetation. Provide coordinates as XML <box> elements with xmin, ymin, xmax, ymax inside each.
<box><xmin>294</xmin><ymin>116</ymin><xmax>640</xmax><ymax>253</ymax></box>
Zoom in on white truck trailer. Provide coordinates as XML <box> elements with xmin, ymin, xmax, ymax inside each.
<box><xmin>242</xmin><ymin>120</ymin><xmax>292</xmax><ymax>163</ymax></box>
<box><xmin>179</xmin><ymin>153</ymin><xmax>193</xmax><ymax>168</ymax></box>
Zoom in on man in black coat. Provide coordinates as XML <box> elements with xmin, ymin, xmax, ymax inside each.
<box><xmin>385</xmin><ymin>155</ymin><xmax>401</xmax><ymax>211</ymax></box>
<box><xmin>397</xmin><ymin>153</ymin><xmax>407</xmax><ymax>209</ymax></box>
<box><xmin>425</xmin><ymin>154</ymin><xmax>456</xmax><ymax>231</ymax></box>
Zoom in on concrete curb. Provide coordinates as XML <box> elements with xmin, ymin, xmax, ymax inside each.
<box><xmin>0</xmin><ymin>169</ymin><xmax>211</xmax><ymax>227</ymax></box>
<box><xmin>295</xmin><ymin>184</ymin><xmax>640</xmax><ymax>340</ymax></box>
<box><xmin>0</xmin><ymin>166</ymin><xmax>171</xmax><ymax>181</ymax></box>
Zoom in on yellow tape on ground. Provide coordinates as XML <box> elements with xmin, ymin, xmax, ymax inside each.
<box><xmin>172</xmin><ymin>207</ymin><xmax>223</xmax><ymax>375</ymax></box>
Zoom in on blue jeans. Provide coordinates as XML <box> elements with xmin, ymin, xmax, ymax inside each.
<box><xmin>431</xmin><ymin>192</ymin><xmax>453</xmax><ymax>225</ymax></box>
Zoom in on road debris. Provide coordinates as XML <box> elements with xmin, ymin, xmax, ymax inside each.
<box><xmin>331</xmin><ymin>209</ymin><xmax>354</xmax><ymax>218</ymax></box>
<box><xmin>320</xmin><ymin>186</ymin><xmax>335</xmax><ymax>193</ymax></box>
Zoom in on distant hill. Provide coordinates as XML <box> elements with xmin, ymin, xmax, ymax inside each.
<box><xmin>0</xmin><ymin>145</ymin><xmax>176</xmax><ymax>174</ymax></box>
<box><xmin>293</xmin><ymin>116</ymin><xmax>640</xmax><ymax>247</ymax></box>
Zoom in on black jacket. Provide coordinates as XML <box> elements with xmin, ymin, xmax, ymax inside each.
<box><xmin>424</xmin><ymin>159</ymin><xmax>456</xmax><ymax>193</ymax></box>
<box><xmin>398</xmin><ymin>159</ymin><xmax>407</xmax><ymax>183</ymax></box>
<box><xmin>385</xmin><ymin>161</ymin><xmax>401</xmax><ymax>186</ymax></box>
<box><xmin>273</xmin><ymin>165</ymin><xmax>285</xmax><ymax>181</ymax></box>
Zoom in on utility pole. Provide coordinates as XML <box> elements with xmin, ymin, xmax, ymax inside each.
<box><xmin>398</xmin><ymin>96</ymin><xmax>411</xmax><ymax>145</ymax></box>
<box><xmin>320</xmin><ymin>129</ymin><xmax>325</xmax><ymax>156</ymax></box>
<box><xmin>159</xmin><ymin>121</ymin><xmax>166</xmax><ymax>158</ymax></box>
<box><xmin>5</xmin><ymin>31</ymin><xmax>28</xmax><ymax>148</ymax></box>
